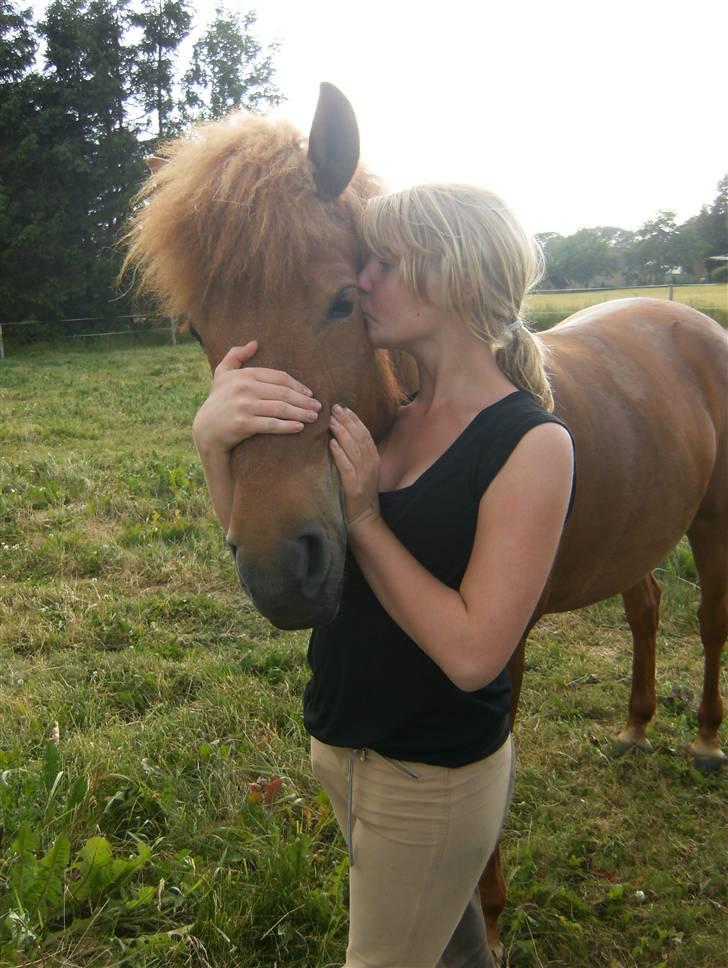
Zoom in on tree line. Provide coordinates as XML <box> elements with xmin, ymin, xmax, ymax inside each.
<box><xmin>536</xmin><ymin>184</ymin><xmax>727</xmax><ymax>290</ymax></box>
<box><xmin>1</xmin><ymin>0</ymin><xmax>726</xmax><ymax>332</ymax></box>
<box><xmin>0</xmin><ymin>0</ymin><xmax>282</xmax><ymax>328</ymax></box>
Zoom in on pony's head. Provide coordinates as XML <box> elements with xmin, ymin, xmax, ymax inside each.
<box><xmin>124</xmin><ymin>84</ymin><xmax>402</xmax><ymax>628</ymax></box>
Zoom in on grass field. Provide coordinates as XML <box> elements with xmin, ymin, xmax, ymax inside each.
<box><xmin>525</xmin><ymin>283</ymin><xmax>728</xmax><ymax>329</ymax></box>
<box><xmin>0</xmin><ymin>344</ymin><xmax>726</xmax><ymax>967</ymax></box>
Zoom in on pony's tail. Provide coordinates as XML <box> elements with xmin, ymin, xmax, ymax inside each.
<box><xmin>495</xmin><ymin>323</ymin><xmax>554</xmax><ymax>412</ymax></box>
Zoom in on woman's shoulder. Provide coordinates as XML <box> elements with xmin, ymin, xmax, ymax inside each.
<box><xmin>482</xmin><ymin>417</ymin><xmax>575</xmax><ymax>517</ymax></box>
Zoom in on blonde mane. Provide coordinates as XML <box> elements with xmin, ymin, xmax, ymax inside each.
<box><xmin>123</xmin><ymin>113</ymin><xmax>381</xmax><ymax>320</ymax></box>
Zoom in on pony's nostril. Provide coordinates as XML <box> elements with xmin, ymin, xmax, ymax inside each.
<box><xmin>297</xmin><ymin>529</ymin><xmax>330</xmax><ymax>598</ymax></box>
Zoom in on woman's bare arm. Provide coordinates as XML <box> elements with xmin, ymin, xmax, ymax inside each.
<box><xmin>330</xmin><ymin>409</ymin><xmax>573</xmax><ymax>692</ymax></box>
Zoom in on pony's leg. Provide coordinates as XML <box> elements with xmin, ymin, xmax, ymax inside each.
<box><xmin>687</xmin><ymin>515</ymin><xmax>727</xmax><ymax>769</ymax></box>
<box><xmin>478</xmin><ymin>849</ymin><xmax>506</xmax><ymax>963</ymax></box>
<box><xmin>615</xmin><ymin>573</ymin><xmax>661</xmax><ymax>753</ymax></box>
<box><xmin>476</xmin><ymin>634</ymin><xmax>527</xmax><ymax>962</ymax></box>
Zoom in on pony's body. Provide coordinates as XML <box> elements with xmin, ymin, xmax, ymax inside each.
<box><xmin>125</xmin><ymin>84</ymin><xmax>727</xmax><ymax>952</ymax></box>
<box><xmin>545</xmin><ymin>298</ymin><xmax>726</xmax><ymax>612</ymax></box>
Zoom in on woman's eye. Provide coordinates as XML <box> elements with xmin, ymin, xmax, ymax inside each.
<box><xmin>327</xmin><ymin>287</ymin><xmax>357</xmax><ymax>321</ymax></box>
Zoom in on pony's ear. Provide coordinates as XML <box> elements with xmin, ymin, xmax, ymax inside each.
<box><xmin>147</xmin><ymin>155</ymin><xmax>167</xmax><ymax>175</ymax></box>
<box><xmin>308</xmin><ymin>82</ymin><xmax>360</xmax><ymax>200</ymax></box>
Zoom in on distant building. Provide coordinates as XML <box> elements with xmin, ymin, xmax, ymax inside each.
<box><xmin>706</xmin><ymin>254</ymin><xmax>728</xmax><ymax>280</ymax></box>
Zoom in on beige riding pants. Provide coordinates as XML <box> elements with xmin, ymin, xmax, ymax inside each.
<box><xmin>310</xmin><ymin>734</ymin><xmax>514</xmax><ymax>968</ymax></box>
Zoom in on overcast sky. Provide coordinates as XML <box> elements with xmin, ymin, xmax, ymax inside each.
<box><xmin>249</xmin><ymin>0</ymin><xmax>728</xmax><ymax>236</ymax></box>
<box><xmin>30</xmin><ymin>0</ymin><xmax>728</xmax><ymax>237</ymax></box>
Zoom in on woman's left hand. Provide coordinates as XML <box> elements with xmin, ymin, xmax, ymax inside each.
<box><xmin>329</xmin><ymin>404</ymin><xmax>381</xmax><ymax>531</ymax></box>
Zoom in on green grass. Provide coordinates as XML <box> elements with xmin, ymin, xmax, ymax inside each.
<box><xmin>526</xmin><ymin>282</ymin><xmax>728</xmax><ymax>329</ymax></box>
<box><xmin>0</xmin><ymin>344</ymin><xmax>725</xmax><ymax>966</ymax></box>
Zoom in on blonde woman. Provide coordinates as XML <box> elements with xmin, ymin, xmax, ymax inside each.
<box><xmin>193</xmin><ymin>184</ymin><xmax>575</xmax><ymax>967</ymax></box>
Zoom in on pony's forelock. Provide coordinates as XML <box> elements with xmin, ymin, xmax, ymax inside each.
<box><xmin>123</xmin><ymin>113</ymin><xmax>380</xmax><ymax>321</ymax></box>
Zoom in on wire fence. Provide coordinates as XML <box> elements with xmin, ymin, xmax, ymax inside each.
<box><xmin>0</xmin><ymin>314</ymin><xmax>181</xmax><ymax>359</ymax></box>
<box><xmin>524</xmin><ymin>281</ymin><xmax>727</xmax><ymax>329</ymax></box>
<box><xmin>1</xmin><ymin>283</ymin><xmax>726</xmax><ymax>359</ymax></box>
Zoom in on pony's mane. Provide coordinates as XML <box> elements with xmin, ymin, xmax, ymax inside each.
<box><xmin>123</xmin><ymin>113</ymin><xmax>382</xmax><ymax>320</ymax></box>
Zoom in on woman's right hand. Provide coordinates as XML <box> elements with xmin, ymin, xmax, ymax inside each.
<box><xmin>192</xmin><ymin>341</ymin><xmax>322</xmax><ymax>454</ymax></box>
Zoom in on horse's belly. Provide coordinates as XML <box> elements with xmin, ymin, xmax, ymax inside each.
<box><xmin>541</xmin><ymin>303</ymin><xmax>726</xmax><ymax>613</ymax></box>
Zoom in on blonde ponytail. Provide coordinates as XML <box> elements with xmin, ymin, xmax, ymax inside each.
<box><xmin>495</xmin><ymin>323</ymin><xmax>554</xmax><ymax>412</ymax></box>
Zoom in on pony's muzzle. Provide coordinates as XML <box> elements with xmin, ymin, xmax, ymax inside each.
<box><xmin>233</xmin><ymin>523</ymin><xmax>341</xmax><ymax>629</ymax></box>
<box><xmin>294</xmin><ymin>527</ymin><xmax>332</xmax><ymax>598</ymax></box>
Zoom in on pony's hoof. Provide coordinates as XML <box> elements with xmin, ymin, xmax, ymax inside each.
<box><xmin>693</xmin><ymin>754</ymin><xmax>727</xmax><ymax>774</ymax></box>
<box><xmin>614</xmin><ymin>731</ymin><xmax>652</xmax><ymax>756</ymax></box>
<box><xmin>690</xmin><ymin>738</ymin><xmax>727</xmax><ymax>772</ymax></box>
<box><xmin>488</xmin><ymin>942</ymin><xmax>504</xmax><ymax>967</ymax></box>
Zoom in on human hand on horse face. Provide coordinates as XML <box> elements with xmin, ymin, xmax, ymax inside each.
<box><xmin>192</xmin><ymin>341</ymin><xmax>322</xmax><ymax>454</ymax></box>
<box><xmin>329</xmin><ymin>404</ymin><xmax>382</xmax><ymax>532</ymax></box>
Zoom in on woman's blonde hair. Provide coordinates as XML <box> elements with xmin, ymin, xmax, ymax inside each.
<box><xmin>361</xmin><ymin>183</ymin><xmax>554</xmax><ymax>411</ymax></box>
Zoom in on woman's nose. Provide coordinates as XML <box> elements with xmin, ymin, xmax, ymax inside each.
<box><xmin>357</xmin><ymin>258</ymin><xmax>376</xmax><ymax>292</ymax></box>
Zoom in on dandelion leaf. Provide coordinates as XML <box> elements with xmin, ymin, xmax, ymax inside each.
<box><xmin>9</xmin><ymin>823</ymin><xmax>40</xmax><ymax>908</ymax></box>
<box><xmin>32</xmin><ymin>834</ymin><xmax>71</xmax><ymax>921</ymax></box>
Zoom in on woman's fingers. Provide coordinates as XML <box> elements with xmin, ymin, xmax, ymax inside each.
<box><xmin>329</xmin><ymin>435</ymin><xmax>355</xmax><ymax>473</ymax></box>
<box><xmin>329</xmin><ymin>405</ymin><xmax>381</xmax><ymax>530</ymax></box>
<box><xmin>253</xmin><ymin>378</ymin><xmax>321</xmax><ymax>413</ymax></box>
<box><xmin>251</xmin><ymin>368</ymin><xmax>314</xmax><ymax>399</ymax></box>
<box><xmin>217</xmin><ymin>344</ymin><xmax>315</xmax><ymax>399</ymax></box>
<box><xmin>330</xmin><ymin>405</ymin><xmax>375</xmax><ymax>456</ymax></box>
<box><xmin>329</xmin><ymin>412</ymin><xmax>359</xmax><ymax>453</ymax></box>
<box><xmin>252</xmin><ymin>398</ymin><xmax>320</xmax><ymax>424</ymax></box>
<box><xmin>218</xmin><ymin>341</ymin><xmax>259</xmax><ymax>370</ymax></box>
<box><xmin>258</xmin><ymin>416</ymin><xmax>306</xmax><ymax>434</ymax></box>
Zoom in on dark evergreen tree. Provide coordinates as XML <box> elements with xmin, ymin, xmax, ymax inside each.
<box><xmin>0</xmin><ymin>1</ymin><xmax>51</xmax><ymax>321</ymax></box>
<box><xmin>0</xmin><ymin>0</ymin><xmax>35</xmax><ymax>81</ymax></box>
<box><xmin>1</xmin><ymin>1</ymin><xmax>285</xmax><ymax>328</ymax></box>
<box><xmin>183</xmin><ymin>6</ymin><xmax>283</xmax><ymax>121</ymax></box>
<box><xmin>128</xmin><ymin>0</ymin><xmax>192</xmax><ymax>140</ymax></box>
<box><xmin>0</xmin><ymin>0</ymin><xmax>145</xmax><ymax>323</ymax></box>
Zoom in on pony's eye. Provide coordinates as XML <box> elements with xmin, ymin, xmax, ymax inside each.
<box><xmin>327</xmin><ymin>286</ymin><xmax>357</xmax><ymax>321</ymax></box>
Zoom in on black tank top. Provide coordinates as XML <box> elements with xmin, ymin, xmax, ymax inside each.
<box><xmin>303</xmin><ymin>390</ymin><xmax>574</xmax><ymax>768</ymax></box>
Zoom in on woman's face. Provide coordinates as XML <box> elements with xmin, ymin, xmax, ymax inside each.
<box><xmin>357</xmin><ymin>256</ymin><xmax>441</xmax><ymax>350</ymax></box>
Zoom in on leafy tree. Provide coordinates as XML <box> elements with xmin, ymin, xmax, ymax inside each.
<box><xmin>701</xmin><ymin>173</ymin><xmax>728</xmax><ymax>259</ymax></box>
<box><xmin>672</xmin><ymin>177</ymin><xmax>727</xmax><ymax>279</ymax></box>
<box><xmin>535</xmin><ymin>233</ymin><xmax>567</xmax><ymax>288</ymax></box>
<box><xmin>183</xmin><ymin>6</ymin><xmax>283</xmax><ymax>121</ymax></box>
<box><xmin>541</xmin><ymin>228</ymin><xmax>617</xmax><ymax>288</ymax></box>
<box><xmin>128</xmin><ymin>0</ymin><xmax>192</xmax><ymax>140</ymax></box>
<box><xmin>630</xmin><ymin>210</ymin><xmax>680</xmax><ymax>283</ymax></box>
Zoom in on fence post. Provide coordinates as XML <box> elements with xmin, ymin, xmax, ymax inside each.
<box><xmin>668</xmin><ymin>285</ymin><xmax>674</xmax><ymax>301</ymax></box>
<box><xmin>170</xmin><ymin>316</ymin><xmax>177</xmax><ymax>346</ymax></box>
<box><xmin>0</xmin><ymin>324</ymin><xmax>4</xmax><ymax>359</ymax></box>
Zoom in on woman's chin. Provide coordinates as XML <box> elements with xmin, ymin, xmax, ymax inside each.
<box><xmin>364</xmin><ymin>319</ymin><xmax>395</xmax><ymax>350</ymax></box>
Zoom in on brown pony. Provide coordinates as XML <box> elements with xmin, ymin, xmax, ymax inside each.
<box><xmin>124</xmin><ymin>83</ymin><xmax>727</xmax><ymax>952</ymax></box>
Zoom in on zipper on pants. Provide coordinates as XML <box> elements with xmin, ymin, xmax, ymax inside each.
<box><xmin>347</xmin><ymin>748</ymin><xmax>366</xmax><ymax>866</ymax></box>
